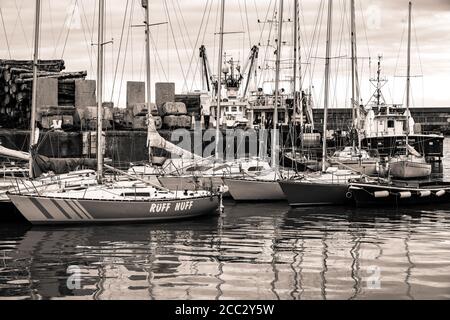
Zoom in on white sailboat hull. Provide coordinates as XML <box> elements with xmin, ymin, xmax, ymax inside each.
<box><xmin>8</xmin><ymin>194</ymin><xmax>219</xmax><ymax>225</ymax></box>
<box><xmin>223</xmin><ymin>178</ymin><xmax>285</xmax><ymax>201</ymax></box>
<box><xmin>389</xmin><ymin>160</ymin><xmax>432</xmax><ymax>179</ymax></box>
<box><xmin>328</xmin><ymin>160</ymin><xmax>378</xmax><ymax>175</ymax></box>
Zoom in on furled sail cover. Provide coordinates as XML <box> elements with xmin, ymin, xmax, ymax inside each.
<box><xmin>147</xmin><ymin>116</ymin><xmax>202</xmax><ymax>160</ymax></box>
<box><xmin>32</xmin><ymin>154</ymin><xmax>97</xmax><ymax>178</ymax></box>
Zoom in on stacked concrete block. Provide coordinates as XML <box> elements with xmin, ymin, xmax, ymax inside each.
<box><xmin>155</xmin><ymin>82</ymin><xmax>175</xmax><ymax>111</ymax></box>
<box><xmin>163</xmin><ymin>115</ymin><xmax>191</xmax><ymax>128</ymax></box>
<box><xmin>125</xmin><ymin>81</ymin><xmax>151</xmax><ymax>130</ymax></box>
<box><xmin>74</xmin><ymin>79</ymin><xmax>96</xmax><ymax>129</ymax></box>
<box><xmin>75</xmin><ymin>80</ymin><xmax>96</xmax><ymax>108</ymax></box>
<box><xmin>36</xmin><ymin>78</ymin><xmax>58</xmax><ymax>119</ymax></box>
<box><xmin>126</xmin><ymin>81</ymin><xmax>145</xmax><ymax>106</ymax></box>
<box><xmin>161</xmin><ymin>102</ymin><xmax>187</xmax><ymax>116</ymax></box>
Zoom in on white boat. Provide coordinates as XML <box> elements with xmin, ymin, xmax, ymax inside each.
<box><xmin>223</xmin><ymin>170</ymin><xmax>286</xmax><ymax>202</ymax></box>
<box><xmin>387</xmin><ymin>147</ymin><xmax>432</xmax><ymax>179</ymax></box>
<box><xmin>329</xmin><ymin>147</ymin><xmax>379</xmax><ymax>175</ymax></box>
<box><xmin>157</xmin><ymin>158</ymin><xmax>272</xmax><ymax>194</ymax></box>
<box><xmin>8</xmin><ymin>179</ymin><xmax>219</xmax><ymax>225</ymax></box>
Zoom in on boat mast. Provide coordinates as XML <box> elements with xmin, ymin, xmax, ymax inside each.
<box><xmin>144</xmin><ymin>0</ymin><xmax>151</xmax><ymax>106</ymax></box>
<box><xmin>293</xmin><ymin>0</ymin><xmax>298</xmax><ymax>123</ymax></box>
<box><xmin>215</xmin><ymin>0</ymin><xmax>225</xmax><ymax>160</ymax></box>
<box><xmin>322</xmin><ymin>0</ymin><xmax>333</xmax><ymax>173</ymax></box>
<box><xmin>29</xmin><ymin>0</ymin><xmax>41</xmax><ymax>179</ymax></box>
<box><xmin>142</xmin><ymin>0</ymin><xmax>152</xmax><ymax>162</ymax></box>
<box><xmin>350</xmin><ymin>0</ymin><xmax>359</xmax><ymax>149</ymax></box>
<box><xmin>405</xmin><ymin>1</ymin><xmax>412</xmax><ymax>149</ymax></box>
<box><xmin>272</xmin><ymin>0</ymin><xmax>283</xmax><ymax>169</ymax></box>
<box><xmin>293</xmin><ymin>0</ymin><xmax>304</xmax><ymax>152</ymax></box>
<box><xmin>96</xmin><ymin>0</ymin><xmax>105</xmax><ymax>182</ymax></box>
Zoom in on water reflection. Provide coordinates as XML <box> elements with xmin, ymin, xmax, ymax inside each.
<box><xmin>0</xmin><ymin>201</ymin><xmax>449</xmax><ymax>300</ymax></box>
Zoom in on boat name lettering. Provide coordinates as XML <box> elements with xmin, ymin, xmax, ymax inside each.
<box><xmin>149</xmin><ymin>201</ymin><xmax>194</xmax><ymax>213</ymax></box>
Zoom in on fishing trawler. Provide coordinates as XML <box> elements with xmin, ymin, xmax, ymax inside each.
<box><xmin>360</xmin><ymin>56</ymin><xmax>443</xmax><ymax>162</ymax></box>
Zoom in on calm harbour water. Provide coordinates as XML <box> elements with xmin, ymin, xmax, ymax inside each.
<box><xmin>0</xmin><ymin>141</ymin><xmax>450</xmax><ymax>300</ymax></box>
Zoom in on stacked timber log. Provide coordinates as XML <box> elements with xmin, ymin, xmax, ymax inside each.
<box><xmin>0</xmin><ymin>59</ymin><xmax>87</xmax><ymax>128</ymax></box>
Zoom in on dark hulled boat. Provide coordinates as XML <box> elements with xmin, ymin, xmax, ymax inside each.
<box><xmin>349</xmin><ymin>180</ymin><xmax>450</xmax><ymax>208</ymax></box>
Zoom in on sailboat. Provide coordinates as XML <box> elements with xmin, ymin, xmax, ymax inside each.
<box><xmin>385</xmin><ymin>2</ymin><xmax>431</xmax><ymax>180</ymax></box>
<box><xmin>327</xmin><ymin>0</ymin><xmax>379</xmax><ymax>176</ymax></box>
<box><xmin>279</xmin><ymin>0</ymin><xmax>362</xmax><ymax>207</ymax></box>
<box><xmin>328</xmin><ymin>147</ymin><xmax>378</xmax><ymax>175</ymax></box>
<box><xmin>8</xmin><ymin>0</ymin><xmax>220</xmax><ymax>224</ymax></box>
<box><xmin>222</xmin><ymin>0</ymin><xmax>287</xmax><ymax>201</ymax></box>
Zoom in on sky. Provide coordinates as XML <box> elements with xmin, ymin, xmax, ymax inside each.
<box><xmin>0</xmin><ymin>0</ymin><xmax>449</xmax><ymax>108</ymax></box>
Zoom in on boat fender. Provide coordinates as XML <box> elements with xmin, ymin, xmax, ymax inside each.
<box><xmin>346</xmin><ymin>191</ymin><xmax>353</xmax><ymax>199</ymax></box>
<box><xmin>399</xmin><ymin>191</ymin><xmax>412</xmax><ymax>199</ymax></box>
<box><xmin>374</xmin><ymin>190</ymin><xmax>389</xmax><ymax>198</ymax></box>
<box><xmin>218</xmin><ymin>185</ymin><xmax>229</xmax><ymax>194</ymax></box>
<box><xmin>419</xmin><ymin>190</ymin><xmax>431</xmax><ymax>197</ymax></box>
<box><xmin>436</xmin><ymin>190</ymin><xmax>446</xmax><ymax>197</ymax></box>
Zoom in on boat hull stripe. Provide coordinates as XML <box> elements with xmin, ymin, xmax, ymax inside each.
<box><xmin>72</xmin><ymin>200</ymin><xmax>93</xmax><ymax>219</ymax></box>
<box><xmin>57</xmin><ymin>200</ymin><xmax>79</xmax><ymax>219</ymax></box>
<box><xmin>64</xmin><ymin>200</ymin><xmax>85</xmax><ymax>219</ymax></box>
<box><xmin>29</xmin><ymin>197</ymin><xmax>54</xmax><ymax>220</ymax></box>
<box><xmin>51</xmin><ymin>199</ymin><xmax>72</xmax><ymax>220</ymax></box>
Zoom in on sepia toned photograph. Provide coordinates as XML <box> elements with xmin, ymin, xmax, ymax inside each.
<box><xmin>0</xmin><ymin>0</ymin><xmax>449</xmax><ymax>310</ymax></box>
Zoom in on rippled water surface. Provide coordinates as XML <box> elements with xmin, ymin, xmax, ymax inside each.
<box><xmin>0</xmin><ymin>140</ymin><xmax>450</xmax><ymax>300</ymax></box>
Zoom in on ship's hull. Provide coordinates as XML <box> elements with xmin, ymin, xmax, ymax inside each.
<box><xmin>8</xmin><ymin>194</ymin><xmax>219</xmax><ymax>225</ymax></box>
<box><xmin>349</xmin><ymin>182</ymin><xmax>450</xmax><ymax>207</ymax></box>
<box><xmin>389</xmin><ymin>160</ymin><xmax>432</xmax><ymax>179</ymax></box>
<box><xmin>223</xmin><ymin>178</ymin><xmax>286</xmax><ymax>201</ymax></box>
<box><xmin>279</xmin><ymin>180</ymin><xmax>352</xmax><ymax>207</ymax></box>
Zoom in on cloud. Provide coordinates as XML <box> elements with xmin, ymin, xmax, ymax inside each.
<box><xmin>0</xmin><ymin>0</ymin><xmax>449</xmax><ymax>107</ymax></box>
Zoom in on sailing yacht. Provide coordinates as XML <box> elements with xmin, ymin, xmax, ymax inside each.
<box><xmin>279</xmin><ymin>0</ymin><xmax>362</xmax><ymax>207</ymax></box>
<box><xmin>8</xmin><ymin>0</ymin><xmax>220</xmax><ymax>224</ymax></box>
<box><xmin>328</xmin><ymin>147</ymin><xmax>378</xmax><ymax>175</ymax></box>
<box><xmin>388</xmin><ymin>145</ymin><xmax>431</xmax><ymax>179</ymax></box>
<box><xmin>221</xmin><ymin>0</ymin><xmax>289</xmax><ymax>202</ymax></box>
<box><xmin>384</xmin><ymin>2</ymin><xmax>431</xmax><ymax>180</ymax></box>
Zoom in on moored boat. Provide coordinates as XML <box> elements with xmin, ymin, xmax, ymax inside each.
<box><xmin>8</xmin><ymin>182</ymin><xmax>219</xmax><ymax>225</ymax></box>
<box><xmin>7</xmin><ymin>0</ymin><xmax>222</xmax><ymax>226</ymax></box>
<box><xmin>349</xmin><ymin>180</ymin><xmax>450</xmax><ymax>207</ymax></box>
<box><xmin>223</xmin><ymin>172</ymin><xmax>286</xmax><ymax>202</ymax></box>
<box><xmin>279</xmin><ymin>168</ymin><xmax>360</xmax><ymax>207</ymax></box>
<box><xmin>329</xmin><ymin>147</ymin><xmax>379</xmax><ymax>175</ymax></box>
<box><xmin>387</xmin><ymin>147</ymin><xmax>432</xmax><ymax>179</ymax></box>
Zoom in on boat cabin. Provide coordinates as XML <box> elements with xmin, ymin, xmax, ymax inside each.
<box><xmin>363</xmin><ymin>106</ymin><xmax>415</xmax><ymax>138</ymax></box>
